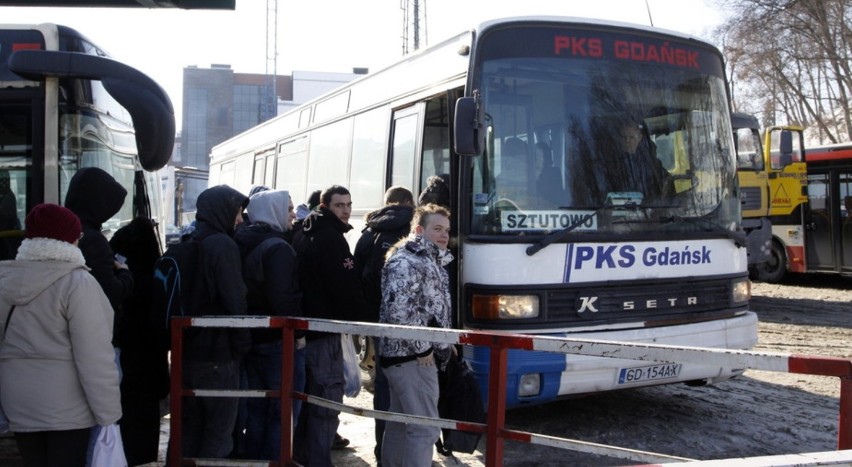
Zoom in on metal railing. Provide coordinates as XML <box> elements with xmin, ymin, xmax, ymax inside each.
<box><xmin>167</xmin><ymin>315</ymin><xmax>852</xmax><ymax>466</ymax></box>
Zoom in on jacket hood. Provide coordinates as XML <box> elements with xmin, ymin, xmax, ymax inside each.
<box><xmin>195</xmin><ymin>185</ymin><xmax>249</xmax><ymax>236</ymax></box>
<box><xmin>247</xmin><ymin>190</ymin><xmax>291</xmax><ymax>233</ymax></box>
<box><xmin>365</xmin><ymin>204</ymin><xmax>414</xmax><ymax>233</ymax></box>
<box><xmin>64</xmin><ymin>167</ymin><xmax>128</xmax><ymax>226</ymax></box>
<box><xmin>0</xmin><ymin>238</ymin><xmax>87</xmax><ymax>305</ymax></box>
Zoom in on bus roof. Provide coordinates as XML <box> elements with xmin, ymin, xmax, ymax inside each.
<box><xmin>805</xmin><ymin>142</ymin><xmax>852</xmax><ymax>162</ymax></box>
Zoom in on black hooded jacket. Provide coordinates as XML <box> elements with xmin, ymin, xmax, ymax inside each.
<box><xmin>185</xmin><ymin>184</ymin><xmax>250</xmax><ymax>361</ymax></box>
<box><xmin>353</xmin><ymin>204</ymin><xmax>414</xmax><ymax>322</ymax></box>
<box><xmin>64</xmin><ymin>167</ymin><xmax>133</xmax><ymax>340</ymax></box>
<box><xmin>292</xmin><ymin>206</ymin><xmax>368</xmax><ymax>337</ymax></box>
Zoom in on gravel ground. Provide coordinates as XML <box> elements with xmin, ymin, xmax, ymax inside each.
<box><xmin>0</xmin><ymin>274</ymin><xmax>849</xmax><ymax>466</ymax></box>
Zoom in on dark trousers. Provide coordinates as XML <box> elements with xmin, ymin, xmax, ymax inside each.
<box><xmin>119</xmin><ymin>392</ymin><xmax>161</xmax><ymax>466</ymax></box>
<box><xmin>373</xmin><ymin>355</ymin><xmax>390</xmax><ymax>464</ymax></box>
<box><xmin>15</xmin><ymin>428</ymin><xmax>91</xmax><ymax>467</ymax></box>
<box><xmin>293</xmin><ymin>334</ymin><xmax>344</xmax><ymax>467</ymax></box>
<box><xmin>182</xmin><ymin>359</ymin><xmax>240</xmax><ymax>459</ymax></box>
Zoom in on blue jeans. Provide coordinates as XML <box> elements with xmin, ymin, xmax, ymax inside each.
<box><xmin>182</xmin><ymin>359</ymin><xmax>240</xmax><ymax>459</ymax></box>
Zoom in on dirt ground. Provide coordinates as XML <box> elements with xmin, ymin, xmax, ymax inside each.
<box><xmin>0</xmin><ymin>274</ymin><xmax>849</xmax><ymax>466</ymax></box>
<box><xmin>332</xmin><ymin>274</ymin><xmax>852</xmax><ymax>466</ymax></box>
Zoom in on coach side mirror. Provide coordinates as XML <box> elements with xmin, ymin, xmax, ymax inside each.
<box><xmin>454</xmin><ymin>93</ymin><xmax>485</xmax><ymax>156</ymax></box>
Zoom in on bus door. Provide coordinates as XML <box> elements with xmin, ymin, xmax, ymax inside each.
<box><xmin>840</xmin><ymin>169</ymin><xmax>852</xmax><ymax>273</ymax></box>
<box><xmin>804</xmin><ymin>171</ymin><xmax>836</xmax><ymax>272</ymax></box>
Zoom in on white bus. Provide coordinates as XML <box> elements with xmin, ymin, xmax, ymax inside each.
<box><xmin>0</xmin><ymin>23</ymin><xmax>173</xmax><ymax>257</ymax></box>
<box><xmin>210</xmin><ymin>16</ymin><xmax>757</xmax><ymax>408</ymax></box>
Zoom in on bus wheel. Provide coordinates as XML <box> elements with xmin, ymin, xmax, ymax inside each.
<box><xmin>753</xmin><ymin>240</ymin><xmax>787</xmax><ymax>283</ymax></box>
<box><xmin>353</xmin><ymin>335</ymin><xmax>376</xmax><ymax>393</ymax></box>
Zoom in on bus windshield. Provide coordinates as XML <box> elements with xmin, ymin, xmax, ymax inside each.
<box><xmin>469</xmin><ymin>25</ymin><xmax>738</xmax><ymax>237</ymax></box>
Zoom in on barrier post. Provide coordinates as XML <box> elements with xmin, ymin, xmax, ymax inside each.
<box><xmin>168</xmin><ymin>317</ymin><xmax>185</xmax><ymax>467</ymax></box>
<box><xmin>280</xmin><ymin>322</ymin><xmax>295</xmax><ymax>463</ymax></box>
<box><xmin>485</xmin><ymin>346</ymin><xmax>508</xmax><ymax>467</ymax></box>
<box><xmin>840</xmin><ymin>376</ymin><xmax>852</xmax><ymax>450</ymax></box>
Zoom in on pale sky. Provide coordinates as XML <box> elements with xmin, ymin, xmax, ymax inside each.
<box><xmin>0</xmin><ymin>0</ymin><xmax>725</xmax><ymax>129</ymax></box>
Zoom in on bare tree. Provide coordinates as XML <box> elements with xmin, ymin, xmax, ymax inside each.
<box><xmin>714</xmin><ymin>0</ymin><xmax>852</xmax><ymax>144</ymax></box>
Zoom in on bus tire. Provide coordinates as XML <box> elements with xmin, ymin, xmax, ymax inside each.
<box><xmin>353</xmin><ymin>334</ymin><xmax>376</xmax><ymax>393</ymax></box>
<box><xmin>752</xmin><ymin>239</ymin><xmax>787</xmax><ymax>283</ymax></box>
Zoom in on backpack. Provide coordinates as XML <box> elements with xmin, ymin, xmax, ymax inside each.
<box><xmin>149</xmin><ymin>237</ymin><xmax>207</xmax><ymax>350</ymax></box>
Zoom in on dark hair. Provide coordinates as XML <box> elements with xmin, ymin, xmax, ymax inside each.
<box><xmin>418</xmin><ymin>174</ymin><xmax>450</xmax><ymax>208</ymax></box>
<box><xmin>307</xmin><ymin>190</ymin><xmax>322</xmax><ymax>210</ymax></box>
<box><xmin>320</xmin><ymin>185</ymin><xmax>350</xmax><ymax>206</ymax></box>
<box><xmin>535</xmin><ymin>142</ymin><xmax>554</xmax><ymax>166</ymax></box>
<box><xmin>384</xmin><ymin>186</ymin><xmax>414</xmax><ymax>206</ymax></box>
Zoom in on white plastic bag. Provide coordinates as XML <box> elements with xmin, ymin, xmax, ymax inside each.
<box><xmin>341</xmin><ymin>334</ymin><xmax>361</xmax><ymax>398</ymax></box>
<box><xmin>88</xmin><ymin>424</ymin><xmax>127</xmax><ymax>467</ymax></box>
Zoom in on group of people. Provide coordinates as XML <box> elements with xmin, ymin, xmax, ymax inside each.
<box><xmin>0</xmin><ymin>165</ymin><xmax>456</xmax><ymax>467</ymax></box>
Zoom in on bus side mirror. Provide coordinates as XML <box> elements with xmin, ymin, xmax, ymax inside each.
<box><xmin>779</xmin><ymin>130</ymin><xmax>794</xmax><ymax>167</ymax></box>
<box><xmin>454</xmin><ymin>96</ymin><xmax>484</xmax><ymax>156</ymax></box>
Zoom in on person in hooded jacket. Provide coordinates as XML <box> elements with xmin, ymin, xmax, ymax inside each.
<box><xmin>181</xmin><ymin>184</ymin><xmax>250</xmax><ymax>460</ymax></box>
<box><xmin>0</xmin><ymin>204</ymin><xmax>121</xmax><ymax>467</ymax></box>
<box><xmin>353</xmin><ymin>185</ymin><xmax>415</xmax><ymax>466</ymax></box>
<box><xmin>234</xmin><ymin>189</ymin><xmax>304</xmax><ymax>461</ymax></box>
<box><xmin>64</xmin><ymin>167</ymin><xmax>133</xmax><ymax>335</ymax></box>
<box><xmin>292</xmin><ymin>184</ymin><xmax>368</xmax><ymax>467</ymax></box>
<box><xmin>109</xmin><ymin>217</ymin><xmax>168</xmax><ymax>467</ymax></box>
<box><xmin>379</xmin><ymin>203</ymin><xmax>454</xmax><ymax>467</ymax></box>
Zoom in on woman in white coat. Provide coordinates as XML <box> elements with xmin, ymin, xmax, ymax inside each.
<box><xmin>0</xmin><ymin>203</ymin><xmax>121</xmax><ymax>467</ymax></box>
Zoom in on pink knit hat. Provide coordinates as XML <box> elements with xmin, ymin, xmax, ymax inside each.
<box><xmin>25</xmin><ymin>203</ymin><xmax>82</xmax><ymax>244</ymax></box>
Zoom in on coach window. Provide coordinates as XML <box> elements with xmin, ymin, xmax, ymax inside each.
<box><xmin>390</xmin><ymin>104</ymin><xmax>423</xmax><ymax>191</ymax></box>
<box><xmin>277</xmin><ymin>136</ymin><xmax>309</xmax><ymax>203</ymax></box>
<box><xmin>307</xmin><ymin>119</ymin><xmax>353</xmax><ymax>192</ymax></box>
<box><xmin>420</xmin><ymin>95</ymin><xmax>451</xmax><ymax>190</ymax></box>
<box><xmin>350</xmin><ymin>107</ymin><xmax>389</xmax><ymax>210</ymax></box>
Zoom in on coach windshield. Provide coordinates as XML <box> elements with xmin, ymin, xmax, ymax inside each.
<box><xmin>468</xmin><ymin>24</ymin><xmax>739</xmax><ymax>239</ymax></box>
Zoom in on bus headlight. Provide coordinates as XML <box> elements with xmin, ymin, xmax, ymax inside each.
<box><xmin>518</xmin><ymin>373</ymin><xmax>541</xmax><ymax>397</ymax></box>
<box><xmin>732</xmin><ymin>278</ymin><xmax>751</xmax><ymax>304</ymax></box>
<box><xmin>472</xmin><ymin>294</ymin><xmax>540</xmax><ymax>319</ymax></box>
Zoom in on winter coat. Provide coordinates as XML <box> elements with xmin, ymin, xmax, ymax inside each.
<box><xmin>0</xmin><ymin>238</ymin><xmax>121</xmax><ymax>432</ymax></box>
<box><xmin>292</xmin><ymin>206</ymin><xmax>368</xmax><ymax>337</ymax></box>
<box><xmin>64</xmin><ymin>167</ymin><xmax>134</xmax><ymax>341</ymax></box>
<box><xmin>353</xmin><ymin>204</ymin><xmax>414</xmax><ymax>322</ymax></box>
<box><xmin>185</xmin><ymin>185</ymin><xmax>250</xmax><ymax>361</ymax></box>
<box><xmin>378</xmin><ymin>234</ymin><xmax>453</xmax><ymax>368</ymax></box>
<box><xmin>109</xmin><ymin>217</ymin><xmax>169</xmax><ymax>399</ymax></box>
<box><xmin>235</xmin><ymin>190</ymin><xmax>302</xmax><ymax>344</ymax></box>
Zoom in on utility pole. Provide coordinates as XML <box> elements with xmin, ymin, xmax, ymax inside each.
<box><xmin>264</xmin><ymin>0</ymin><xmax>278</xmax><ymax>122</ymax></box>
<box><xmin>401</xmin><ymin>0</ymin><xmax>427</xmax><ymax>55</ymax></box>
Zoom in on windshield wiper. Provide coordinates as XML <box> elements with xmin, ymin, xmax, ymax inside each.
<box><xmin>659</xmin><ymin>214</ymin><xmax>747</xmax><ymax>247</ymax></box>
<box><xmin>526</xmin><ymin>202</ymin><xmax>614</xmax><ymax>256</ymax></box>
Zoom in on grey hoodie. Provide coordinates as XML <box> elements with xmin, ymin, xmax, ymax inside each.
<box><xmin>247</xmin><ymin>190</ymin><xmax>292</xmax><ymax>232</ymax></box>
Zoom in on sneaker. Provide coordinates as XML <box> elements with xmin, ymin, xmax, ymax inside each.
<box><xmin>332</xmin><ymin>432</ymin><xmax>350</xmax><ymax>450</ymax></box>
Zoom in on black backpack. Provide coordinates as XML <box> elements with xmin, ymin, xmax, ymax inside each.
<box><xmin>149</xmin><ymin>237</ymin><xmax>207</xmax><ymax>350</ymax></box>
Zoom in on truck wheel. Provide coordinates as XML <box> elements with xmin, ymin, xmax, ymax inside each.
<box><xmin>753</xmin><ymin>240</ymin><xmax>787</xmax><ymax>283</ymax></box>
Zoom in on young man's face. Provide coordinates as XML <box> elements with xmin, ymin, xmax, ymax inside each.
<box><xmin>416</xmin><ymin>213</ymin><xmax>450</xmax><ymax>250</ymax></box>
<box><xmin>327</xmin><ymin>193</ymin><xmax>352</xmax><ymax>224</ymax></box>
<box><xmin>287</xmin><ymin>199</ymin><xmax>296</xmax><ymax>227</ymax></box>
